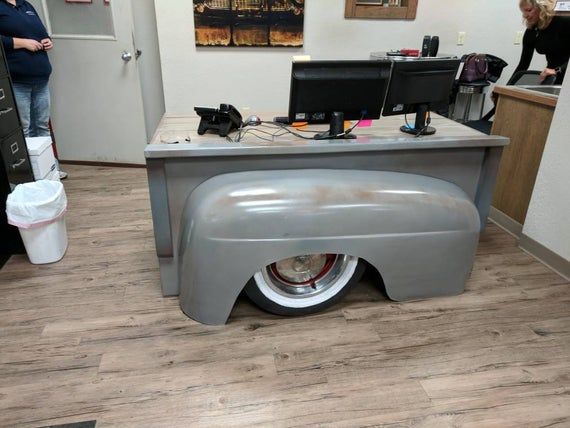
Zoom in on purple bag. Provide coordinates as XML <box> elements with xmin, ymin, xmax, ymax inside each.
<box><xmin>459</xmin><ymin>53</ymin><xmax>489</xmax><ymax>83</ymax></box>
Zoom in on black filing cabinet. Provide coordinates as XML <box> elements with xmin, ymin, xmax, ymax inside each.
<box><xmin>0</xmin><ymin>42</ymin><xmax>34</xmax><ymax>263</ymax></box>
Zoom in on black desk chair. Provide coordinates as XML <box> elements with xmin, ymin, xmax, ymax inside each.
<box><xmin>464</xmin><ymin>70</ymin><xmax>557</xmax><ymax>135</ymax></box>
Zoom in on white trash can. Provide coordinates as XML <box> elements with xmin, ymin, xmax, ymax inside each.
<box><xmin>6</xmin><ymin>180</ymin><xmax>68</xmax><ymax>264</ymax></box>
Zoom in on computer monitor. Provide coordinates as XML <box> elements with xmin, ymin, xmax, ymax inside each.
<box><xmin>287</xmin><ymin>60</ymin><xmax>392</xmax><ymax>140</ymax></box>
<box><xmin>382</xmin><ymin>58</ymin><xmax>460</xmax><ymax>136</ymax></box>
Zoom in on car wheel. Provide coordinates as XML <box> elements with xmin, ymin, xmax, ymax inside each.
<box><xmin>245</xmin><ymin>254</ymin><xmax>365</xmax><ymax>316</ymax></box>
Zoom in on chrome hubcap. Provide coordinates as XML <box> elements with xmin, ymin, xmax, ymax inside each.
<box><xmin>263</xmin><ymin>254</ymin><xmax>352</xmax><ymax>297</ymax></box>
<box><xmin>272</xmin><ymin>254</ymin><xmax>332</xmax><ymax>284</ymax></box>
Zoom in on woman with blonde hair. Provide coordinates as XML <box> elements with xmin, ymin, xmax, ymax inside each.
<box><xmin>514</xmin><ymin>0</ymin><xmax>570</xmax><ymax>83</ymax></box>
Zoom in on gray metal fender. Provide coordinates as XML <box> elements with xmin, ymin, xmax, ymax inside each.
<box><xmin>178</xmin><ymin>169</ymin><xmax>480</xmax><ymax>325</ymax></box>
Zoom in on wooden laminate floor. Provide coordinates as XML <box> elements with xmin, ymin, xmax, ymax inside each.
<box><xmin>0</xmin><ymin>165</ymin><xmax>569</xmax><ymax>428</ymax></box>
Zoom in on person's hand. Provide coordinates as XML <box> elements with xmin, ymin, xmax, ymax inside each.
<box><xmin>41</xmin><ymin>38</ymin><xmax>53</xmax><ymax>51</ymax></box>
<box><xmin>13</xmin><ymin>38</ymin><xmax>44</xmax><ymax>52</ymax></box>
<box><xmin>22</xmin><ymin>39</ymin><xmax>43</xmax><ymax>52</ymax></box>
<box><xmin>540</xmin><ymin>68</ymin><xmax>557</xmax><ymax>82</ymax></box>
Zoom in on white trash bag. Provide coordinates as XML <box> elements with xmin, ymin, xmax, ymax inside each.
<box><xmin>6</xmin><ymin>180</ymin><xmax>68</xmax><ymax>264</ymax></box>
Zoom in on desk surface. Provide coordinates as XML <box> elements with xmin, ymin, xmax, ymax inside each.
<box><xmin>146</xmin><ymin>113</ymin><xmax>508</xmax><ymax>159</ymax></box>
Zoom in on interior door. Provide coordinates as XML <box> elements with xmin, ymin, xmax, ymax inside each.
<box><xmin>31</xmin><ymin>0</ymin><xmax>148</xmax><ymax>164</ymax></box>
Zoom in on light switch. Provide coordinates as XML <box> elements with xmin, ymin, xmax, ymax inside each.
<box><xmin>457</xmin><ymin>32</ymin><xmax>466</xmax><ymax>46</ymax></box>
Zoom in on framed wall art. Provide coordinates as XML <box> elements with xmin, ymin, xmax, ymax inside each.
<box><xmin>193</xmin><ymin>0</ymin><xmax>304</xmax><ymax>47</ymax></box>
<box><xmin>345</xmin><ymin>0</ymin><xmax>418</xmax><ymax>20</ymax></box>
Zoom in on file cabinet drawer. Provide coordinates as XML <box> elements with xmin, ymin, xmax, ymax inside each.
<box><xmin>0</xmin><ymin>78</ymin><xmax>20</xmax><ymax>139</ymax></box>
<box><xmin>0</xmin><ymin>131</ymin><xmax>33</xmax><ymax>189</ymax></box>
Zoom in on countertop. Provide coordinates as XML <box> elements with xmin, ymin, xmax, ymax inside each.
<box><xmin>146</xmin><ymin>113</ymin><xmax>508</xmax><ymax>159</ymax></box>
<box><xmin>493</xmin><ymin>86</ymin><xmax>559</xmax><ymax>108</ymax></box>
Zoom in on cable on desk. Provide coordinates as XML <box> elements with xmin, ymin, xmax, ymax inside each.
<box><xmin>269</xmin><ymin>113</ymin><xmax>364</xmax><ymax>140</ymax></box>
<box><xmin>412</xmin><ymin>111</ymin><xmax>431</xmax><ymax>138</ymax></box>
<box><xmin>404</xmin><ymin>110</ymin><xmax>432</xmax><ymax>138</ymax></box>
<box><xmin>226</xmin><ymin>126</ymin><xmax>289</xmax><ymax>143</ymax></box>
<box><xmin>228</xmin><ymin>115</ymin><xmax>364</xmax><ymax>143</ymax></box>
<box><xmin>260</xmin><ymin>122</ymin><xmax>322</xmax><ymax>134</ymax></box>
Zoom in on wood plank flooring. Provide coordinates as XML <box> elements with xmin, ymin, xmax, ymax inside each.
<box><xmin>0</xmin><ymin>165</ymin><xmax>568</xmax><ymax>428</ymax></box>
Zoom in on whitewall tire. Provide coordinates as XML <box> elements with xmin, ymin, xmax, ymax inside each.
<box><xmin>244</xmin><ymin>254</ymin><xmax>365</xmax><ymax>316</ymax></box>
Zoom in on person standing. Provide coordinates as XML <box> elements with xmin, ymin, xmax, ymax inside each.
<box><xmin>516</xmin><ymin>0</ymin><xmax>570</xmax><ymax>83</ymax></box>
<box><xmin>0</xmin><ymin>0</ymin><xmax>66</xmax><ymax>178</ymax></box>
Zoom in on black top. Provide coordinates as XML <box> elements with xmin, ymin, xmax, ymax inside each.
<box><xmin>514</xmin><ymin>16</ymin><xmax>570</xmax><ymax>84</ymax></box>
<box><xmin>0</xmin><ymin>0</ymin><xmax>51</xmax><ymax>84</ymax></box>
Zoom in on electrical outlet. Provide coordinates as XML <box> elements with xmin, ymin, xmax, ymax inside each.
<box><xmin>457</xmin><ymin>32</ymin><xmax>466</xmax><ymax>45</ymax></box>
<box><xmin>514</xmin><ymin>30</ymin><xmax>524</xmax><ymax>45</ymax></box>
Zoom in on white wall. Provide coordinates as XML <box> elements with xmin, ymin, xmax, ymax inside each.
<box><xmin>523</xmin><ymin>80</ymin><xmax>570</xmax><ymax>261</ymax></box>
<box><xmin>155</xmin><ymin>0</ymin><xmax>543</xmax><ymax>114</ymax></box>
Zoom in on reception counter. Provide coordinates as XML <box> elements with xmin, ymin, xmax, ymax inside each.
<box><xmin>490</xmin><ymin>85</ymin><xmax>559</xmax><ymax>234</ymax></box>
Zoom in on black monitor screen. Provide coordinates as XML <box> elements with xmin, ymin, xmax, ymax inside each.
<box><xmin>288</xmin><ymin>60</ymin><xmax>392</xmax><ymax>123</ymax></box>
<box><xmin>382</xmin><ymin>59</ymin><xmax>460</xmax><ymax>116</ymax></box>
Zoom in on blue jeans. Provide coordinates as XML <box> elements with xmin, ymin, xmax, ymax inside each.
<box><xmin>12</xmin><ymin>82</ymin><xmax>51</xmax><ymax>137</ymax></box>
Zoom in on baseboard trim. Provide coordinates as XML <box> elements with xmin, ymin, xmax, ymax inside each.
<box><xmin>488</xmin><ymin>207</ymin><xmax>523</xmax><ymax>238</ymax></box>
<box><xmin>59</xmin><ymin>160</ymin><xmax>145</xmax><ymax>168</ymax></box>
<box><xmin>519</xmin><ymin>234</ymin><xmax>570</xmax><ymax>280</ymax></box>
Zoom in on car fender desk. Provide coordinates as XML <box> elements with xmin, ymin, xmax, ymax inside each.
<box><xmin>145</xmin><ymin>114</ymin><xmax>508</xmax><ymax>325</ymax></box>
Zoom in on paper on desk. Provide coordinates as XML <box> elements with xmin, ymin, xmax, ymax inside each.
<box><xmin>357</xmin><ymin>120</ymin><xmax>373</xmax><ymax>127</ymax></box>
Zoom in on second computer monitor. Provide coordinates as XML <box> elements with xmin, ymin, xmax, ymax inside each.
<box><xmin>288</xmin><ymin>60</ymin><xmax>392</xmax><ymax>125</ymax></box>
<box><xmin>382</xmin><ymin>58</ymin><xmax>460</xmax><ymax>135</ymax></box>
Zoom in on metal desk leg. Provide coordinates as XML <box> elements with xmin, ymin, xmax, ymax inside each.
<box><xmin>463</xmin><ymin>93</ymin><xmax>473</xmax><ymax>123</ymax></box>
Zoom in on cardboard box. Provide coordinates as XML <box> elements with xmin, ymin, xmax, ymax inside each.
<box><xmin>25</xmin><ymin>137</ymin><xmax>57</xmax><ymax>180</ymax></box>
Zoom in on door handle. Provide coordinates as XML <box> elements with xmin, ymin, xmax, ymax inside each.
<box><xmin>121</xmin><ymin>51</ymin><xmax>133</xmax><ymax>62</ymax></box>
<box><xmin>11</xmin><ymin>158</ymin><xmax>26</xmax><ymax>169</ymax></box>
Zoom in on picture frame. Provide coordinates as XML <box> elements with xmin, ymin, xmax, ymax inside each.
<box><xmin>555</xmin><ymin>0</ymin><xmax>570</xmax><ymax>14</ymax></box>
<box><xmin>345</xmin><ymin>0</ymin><xmax>418</xmax><ymax>19</ymax></box>
<box><xmin>193</xmin><ymin>0</ymin><xmax>304</xmax><ymax>47</ymax></box>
